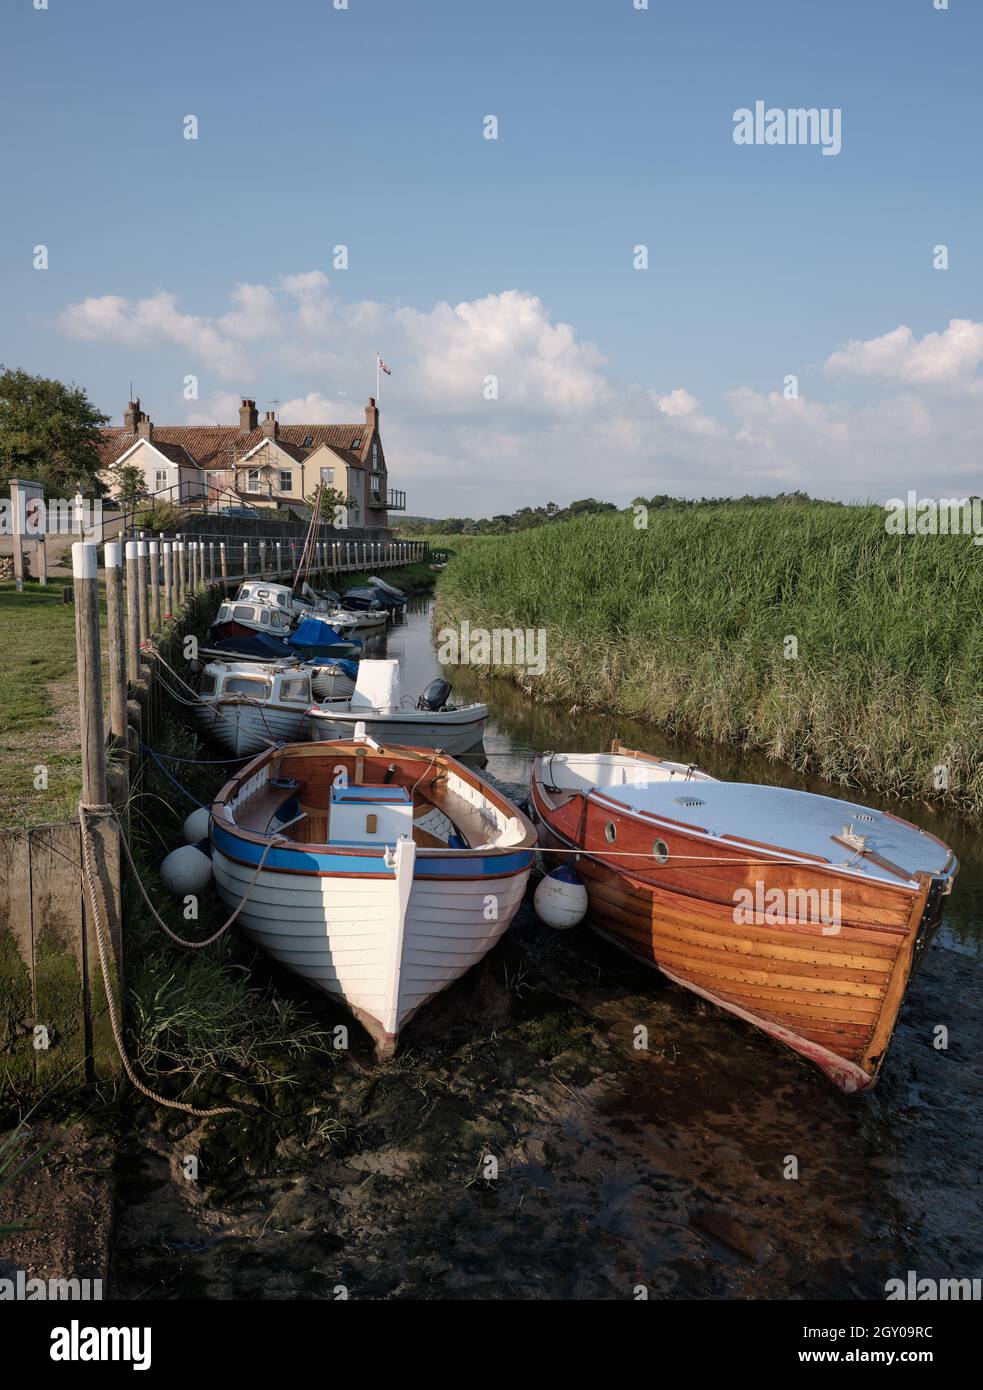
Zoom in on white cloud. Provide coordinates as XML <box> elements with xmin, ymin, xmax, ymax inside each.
<box><xmin>56</xmin><ymin>277</ymin><xmax>983</xmax><ymax>513</ymax></box>
<box><xmin>824</xmin><ymin>318</ymin><xmax>983</xmax><ymax>392</ymax></box>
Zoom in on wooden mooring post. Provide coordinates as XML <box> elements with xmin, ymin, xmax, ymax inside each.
<box><xmin>124</xmin><ymin>540</ymin><xmax>140</xmax><ymax>683</ymax></box>
<box><xmin>136</xmin><ymin>539</ymin><xmax>149</xmax><ymax>647</ymax></box>
<box><xmin>148</xmin><ymin>540</ymin><xmax>161</xmax><ymax>631</ymax></box>
<box><xmin>220</xmin><ymin>542</ymin><xmax>227</xmax><ymax>581</ymax></box>
<box><xmin>104</xmin><ymin>542</ymin><xmax>127</xmax><ymax>743</ymax></box>
<box><xmin>162</xmin><ymin>541</ymin><xmax>173</xmax><ymax>619</ymax></box>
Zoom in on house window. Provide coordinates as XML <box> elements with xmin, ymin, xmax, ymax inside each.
<box><xmin>154</xmin><ymin>469</ymin><xmax>168</xmax><ymax>493</ymax></box>
<box><xmin>247</xmin><ymin>468</ymin><xmax>261</xmax><ymax>492</ymax></box>
<box><xmin>320</xmin><ymin>467</ymin><xmax>335</xmax><ymax>486</ymax></box>
<box><xmin>279</xmin><ymin>470</ymin><xmax>292</xmax><ymax>494</ymax></box>
<box><xmin>372</xmin><ymin>442</ymin><xmax>379</xmax><ymax>469</ymax></box>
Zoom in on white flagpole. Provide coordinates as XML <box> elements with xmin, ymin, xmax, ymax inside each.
<box><xmin>376</xmin><ymin>354</ymin><xmax>381</xmax><ymax>405</ymax></box>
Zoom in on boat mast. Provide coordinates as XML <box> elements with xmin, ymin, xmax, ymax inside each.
<box><xmin>292</xmin><ymin>479</ymin><xmax>322</xmax><ymax>597</ymax></box>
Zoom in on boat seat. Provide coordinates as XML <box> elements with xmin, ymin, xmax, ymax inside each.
<box><xmin>419</xmin><ymin>782</ymin><xmax>496</xmax><ymax>849</ymax></box>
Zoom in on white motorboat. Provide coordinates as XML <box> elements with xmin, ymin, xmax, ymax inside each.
<box><xmin>308</xmin><ymin>660</ymin><xmax>488</xmax><ymax>755</ymax></box>
<box><xmin>194</xmin><ymin>660</ymin><xmax>316</xmax><ymax>756</ymax></box>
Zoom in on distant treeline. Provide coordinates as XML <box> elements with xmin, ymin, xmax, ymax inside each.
<box><xmin>398</xmin><ymin>491</ymin><xmax>841</xmax><ymax>535</ymax></box>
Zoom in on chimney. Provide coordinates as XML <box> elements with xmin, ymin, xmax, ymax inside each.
<box><xmin>124</xmin><ymin>398</ymin><xmax>144</xmax><ymax>433</ymax></box>
<box><xmin>137</xmin><ymin>414</ymin><xmax>153</xmax><ymax>441</ymax></box>
<box><xmin>261</xmin><ymin>410</ymin><xmax>279</xmax><ymax>440</ymax></box>
<box><xmin>239</xmin><ymin>398</ymin><xmax>258</xmax><ymax>431</ymax></box>
<box><xmin>364</xmin><ymin>396</ymin><xmax>379</xmax><ymax>436</ymax></box>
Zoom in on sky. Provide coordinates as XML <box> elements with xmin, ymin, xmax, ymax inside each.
<box><xmin>1</xmin><ymin>0</ymin><xmax>981</xmax><ymax>516</ymax></box>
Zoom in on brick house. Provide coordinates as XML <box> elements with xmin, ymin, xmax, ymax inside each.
<box><xmin>97</xmin><ymin>396</ymin><xmax>404</xmax><ymax>533</ymax></box>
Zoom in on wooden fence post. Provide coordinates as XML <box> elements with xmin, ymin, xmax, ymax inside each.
<box><xmin>136</xmin><ymin>540</ymin><xmax>149</xmax><ymax>647</ymax></box>
<box><xmin>104</xmin><ymin>542</ymin><xmax>127</xmax><ymax>742</ymax></box>
<box><xmin>176</xmin><ymin>537</ymin><xmax>186</xmax><ymax>605</ymax></box>
<box><xmin>72</xmin><ymin>544</ymin><xmax>107</xmax><ymax>807</ymax></box>
<box><xmin>124</xmin><ymin>540</ymin><xmax>140</xmax><ymax>683</ymax></box>
<box><xmin>162</xmin><ymin>541</ymin><xmax>173</xmax><ymax>618</ymax></box>
<box><xmin>276</xmin><ymin>541</ymin><xmax>282</xmax><ymax>576</ymax></box>
<box><xmin>220</xmin><ymin>542</ymin><xmax>227</xmax><ymax>581</ymax></box>
<box><xmin>242</xmin><ymin>540</ymin><xmax>248</xmax><ymax>576</ymax></box>
<box><xmin>148</xmin><ymin>540</ymin><xmax>161</xmax><ymax>631</ymax></box>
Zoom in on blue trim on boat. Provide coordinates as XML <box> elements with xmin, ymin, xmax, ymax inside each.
<box><xmin>211</xmin><ymin>821</ymin><xmax>533</xmax><ymax>878</ymax></box>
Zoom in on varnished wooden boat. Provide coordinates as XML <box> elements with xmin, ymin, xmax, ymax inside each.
<box><xmin>211</xmin><ymin>733</ymin><xmax>535</xmax><ymax>1054</ymax></box>
<box><xmin>530</xmin><ymin>743</ymin><xmax>957</xmax><ymax>1092</ymax></box>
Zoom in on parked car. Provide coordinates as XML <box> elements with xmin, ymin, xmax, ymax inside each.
<box><xmin>214</xmin><ymin>505</ymin><xmax>262</xmax><ymax>519</ymax></box>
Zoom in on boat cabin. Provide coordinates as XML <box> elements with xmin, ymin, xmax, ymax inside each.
<box><xmin>215</xmin><ymin>599</ymin><xmax>293</xmax><ymax>634</ymax></box>
<box><xmin>199</xmin><ymin>662</ymin><xmax>313</xmax><ymax>707</ymax></box>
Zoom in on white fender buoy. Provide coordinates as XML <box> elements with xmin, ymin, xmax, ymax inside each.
<box><xmin>534</xmin><ymin>864</ymin><xmax>588</xmax><ymax>929</ymax></box>
<box><xmin>160</xmin><ymin>845</ymin><xmax>213</xmax><ymax>895</ymax></box>
<box><xmin>182</xmin><ymin>807</ymin><xmax>211</xmax><ymax>844</ymax></box>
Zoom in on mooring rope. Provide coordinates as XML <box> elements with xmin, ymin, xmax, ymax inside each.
<box><xmin>78</xmin><ymin>802</ymin><xmax>236</xmax><ymax>1118</ymax></box>
<box><xmin>78</xmin><ymin>802</ymin><xmax>289</xmax><ymax>1117</ymax></box>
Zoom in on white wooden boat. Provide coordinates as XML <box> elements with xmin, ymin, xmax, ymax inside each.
<box><xmin>308</xmin><ymin>660</ymin><xmax>488</xmax><ymax>755</ymax></box>
<box><xmin>194</xmin><ymin>660</ymin><xmax>315</xmax><ymax>756</ymax></box>
<box><xmin>209</xmin><ymin>733</ymin><xmax>537</xmax><ymax>1053</ymax></box>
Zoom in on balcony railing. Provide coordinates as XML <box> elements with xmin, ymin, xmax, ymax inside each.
<box><xmin>373</xmin><ymin>487</ymin><xmax>405</xmax><ymax>511</ymax></box>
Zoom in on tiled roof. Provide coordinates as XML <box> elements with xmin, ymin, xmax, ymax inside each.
<box><xmin>98</xmin><ymin>423</ymin><xmax>373</xmax><ymax>471</ymax></box>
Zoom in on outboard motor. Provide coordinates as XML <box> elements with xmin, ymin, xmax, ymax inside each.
<box><xmin>417</xmin><ymin>678</ymin><xmax>452</xmax><ymax>711</ymax></box>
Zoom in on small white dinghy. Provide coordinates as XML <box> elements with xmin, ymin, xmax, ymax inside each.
<box><xmin>308</xmin><ymin>660</ymin><xmax>488</xmax><ymax>754</ymax></box>
<box><xmin>194</xmin><ymin>660</ymin><xmax>317</xmax><ymax>757</ymax></box>
<box><xmin>209</xmin><ymin>732</ymin><xmax>537</xmax><ymax>1054</ymax></box>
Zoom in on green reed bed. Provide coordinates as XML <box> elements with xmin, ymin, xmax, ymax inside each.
<box><xmin>433</xmin><ymin>503</ymin><xmax>983</xmax><ymax>812</ymax></box>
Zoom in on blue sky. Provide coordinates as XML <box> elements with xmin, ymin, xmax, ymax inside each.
<box><xmin>2</xmin><ymin>0</ymin><xmax>981</xmax><ymax>514</ymax></box>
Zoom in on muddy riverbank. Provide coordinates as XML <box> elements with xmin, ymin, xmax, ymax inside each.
<box><xmin>103</xmin><ymin>599</ymin><xmax>983</xmax><ymax>1300</ymax></box>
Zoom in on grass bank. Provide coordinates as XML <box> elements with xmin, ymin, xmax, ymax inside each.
<box><xmin>433</xmin><ymin>503</ymin><xmax>983</xmax><ymax>813</ymax></box>
<box><xmin>0</xmin><ymin>580</ymin><xmax>109</xmax><ymax>826</ymax></box>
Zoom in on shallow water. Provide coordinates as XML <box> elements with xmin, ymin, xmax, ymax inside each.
<box><xmin>111</xmin><ymin>597</ymin><xmax>983</xmax><ymax>1300</ymax></box>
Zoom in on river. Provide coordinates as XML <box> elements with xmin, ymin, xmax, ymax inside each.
<box><xmin>111</xmin><ymin>597</ymin><xmax>983</xmax><ymax>1300</ymax></box>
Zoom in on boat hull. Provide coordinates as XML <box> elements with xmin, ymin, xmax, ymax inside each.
<box><xmin>532</xmin><ymin>778</ymin><xmax>948</xmax><ymax>1093</ymax></box>
<box><xmin>211</xmin><ymin>834</ymin><xmax>530</xmax><ymax>1046</ymax></box>
<box><xmin>194</xmin><ymin>701</ymin><xmax>310</xmax><ymax>757</ymax></box>
<box><xmin>309</xmin><ymin>709</ymin><xmax>487</xmax><ymax>754</ymax></box>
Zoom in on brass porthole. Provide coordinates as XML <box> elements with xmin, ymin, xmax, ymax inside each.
<box><xmin>604</xmin><ymin>821</ymin><xmax>617</xmax><ymax>843</ymax></box>
<box><xmin>652</xmin><ymin>838</ymin><xmax>670</xmax><ymax>864</ymax></box>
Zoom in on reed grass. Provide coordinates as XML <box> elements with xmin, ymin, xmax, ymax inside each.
<box><xmin>433</xmin><ymin>503</ymin><xmax>983</xmax><ymax>811</ymax></box>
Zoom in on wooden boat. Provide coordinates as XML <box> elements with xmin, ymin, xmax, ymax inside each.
<box><xmin>210</xmin><ymin>733</ymin><xmax>536</xmax><ymax>1053</ymax></box>
<box><xmin>194</xmin><ymin>660</ymin><xmax>318</xmax><ymax>756</ymax></box>
<box><xmin>308</xmin><ymin>660</ymin><xmax>488</xmax><ymax>755</ymax></box>
<box><xmin>530</xmin><ymin>743</ymin><xmax>957</xmax><ymax>1093</ymax></box>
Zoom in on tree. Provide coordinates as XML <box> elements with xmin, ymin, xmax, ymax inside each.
<box><xmin>111</xmin><ymin>462</ymin><xmax>148</xmax><ymax>507</ymax></box>
<box><xmin>0</xmin><ymin>366</ymin><xmax>108</xmax><ymax>493</ymax></box>
<box><xmin>306</xmin><ymin>485</ymin><xmax>355</xmax><ymax>527</ymax></box>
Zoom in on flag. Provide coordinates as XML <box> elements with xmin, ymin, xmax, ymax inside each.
<box><xmin>377</xmin><ymin>354</ymin><xmax>392</xmax><ymax>376</ymax></box>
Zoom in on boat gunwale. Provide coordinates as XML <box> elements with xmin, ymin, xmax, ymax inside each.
<box><xmin>212</xmin><ymin>739</ymin><xmax>538</xmax><ymax>861</ymax></box>
<box><xmin>531</xmin><ymin>757</ymin><xmax>952</xmax><ymax>897</ymax></box>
